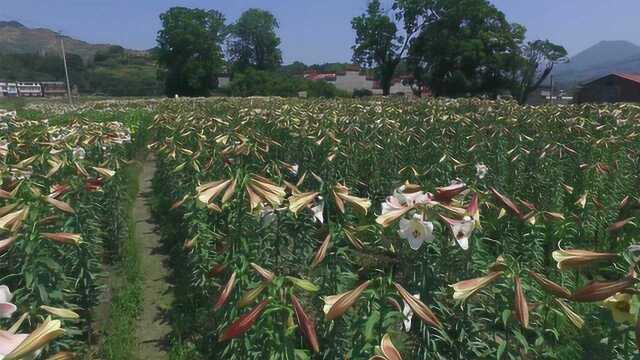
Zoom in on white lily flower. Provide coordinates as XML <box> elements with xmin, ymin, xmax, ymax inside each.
<box><xmin>72</xmin><ymin>147</ymin><xmax>86</xmax><ymax>160</ymax></box>
<box><xmin>398</xmin><ymin>214</ymin><xmax>434</xmax><ymax>250</ymax></box>
<box><xmin>0</xmin><ymin>331</ymin><xmax>29</xmax><ymax>359</ymax></box>
<box><xmin>402</xmin><ymin>294</ymin><xmax>420</xmax><ymax>331</ymax></box>
<box><xmin>475</xmin><ymin>164</ymin><xmax>489</xmax><ymax>179</ymax></box>
<box><xmin>450</xmin><ymin>216</ymin><xmax>475</xmax><ymax>250</ymax></box>
<box><xmin>311</xmin><ymin>199</ymin><xmax>324</xmax><ymax>224</ymax></box>
<box><xmin>0</xmin><ymin>285</ymin><xmax>17</xmax><ymax>319</ymax></box>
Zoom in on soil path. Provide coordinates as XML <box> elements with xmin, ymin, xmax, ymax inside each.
<box><xmin>134</xmin><ymin>159</ymin><xmax>172</xmax><ymax>359</ymax></box>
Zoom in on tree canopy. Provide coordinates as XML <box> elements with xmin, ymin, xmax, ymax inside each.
<box><xmin>228</xmin><ymin>9</ymin><xmax>283</xmax><ymax>72</ymax></box>
<box><xmin>513</xmin><ymin>40</ymin><xmax>568</xmax><ymax>104</ymax></box>
<box><xmin>351</xmin><ymin>0</ymin><xmax>415</xmax><ymax>95</ymax></box>
<box><xmin>156</xmin><ymin>7</ymin><xmax>227</xmax><ymax>96</ymax></box>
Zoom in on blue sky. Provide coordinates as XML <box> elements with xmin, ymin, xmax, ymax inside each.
<box><xmin>2</xmin><ymin>1</ymin><xmax>639</xmax><ymax>64</ymax></box>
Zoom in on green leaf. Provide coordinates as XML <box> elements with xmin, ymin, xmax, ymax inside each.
<box><xmin>285</xmin><ymin>276</ymin><xmax>319</xmax><ymax>292</ymax></box>
<box><xmin>364</xmin><ymin>310</ymin><xmax>380</xmax><ymax>341</ymax></box>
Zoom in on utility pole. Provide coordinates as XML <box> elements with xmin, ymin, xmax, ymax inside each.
<box><xmin>60</xmin><ymin>38</ymin><xmax>73</xmax><ymax>105</ymax></box>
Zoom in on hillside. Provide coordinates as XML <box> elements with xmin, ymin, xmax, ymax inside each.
<box><xmin>554</xmin><ymin>41</ymin><xmax>640</xmax><ymax>88</ymax></box>
<box><xmin>0</xmin><ymin>21</ymin><xmax>146</xmax><ymax>60</ymax></box>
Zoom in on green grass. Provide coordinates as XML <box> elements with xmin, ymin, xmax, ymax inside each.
<box><xmin>101</xmin><ymin>163</ymin><xmax>144</xmax><ymax>360</ymax></box>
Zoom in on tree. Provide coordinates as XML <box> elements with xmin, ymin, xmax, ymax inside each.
<box><xmin>156</xmin><ymin>7</ymin><xmax>227</xmax><ymax>96</ymax></box>
<box><xmin>228</xmin><ymin>9</ymin><xmax>282</xmax><ymax>72</ymax></box>
<box><xmin>513</xmin><ymin>40</ymin><xmax>568</xmax><ymax>104</ymax></box>
<box><xmin>351</xmin><ymin>0</ymin><xmax>421</xmax><ymax>96</ymax></box>
<box><xmin>401</xmin><ymin>0</ymin><xmax>525</xmax><ymax>98</ymax></box>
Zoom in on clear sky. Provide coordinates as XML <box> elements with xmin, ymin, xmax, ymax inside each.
<box><xmin>1</xmin><ymin>0</ymin><xmax>639</xmax><ymax>64</ymax></box>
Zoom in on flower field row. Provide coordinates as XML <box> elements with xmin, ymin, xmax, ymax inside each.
<box><xmin>2</xmin><ymin>97</ymin><xmax>640</xmax><ymax>359</ymax></box>
<box><xmin>148</xmin><ymin>98</ymin><xmax>640</xmax><ymax>359</ymax></box>
<box><xmin>0</xmin><ymin>107</ymin><xmax>145</xmax><ymax>359</ymax></box>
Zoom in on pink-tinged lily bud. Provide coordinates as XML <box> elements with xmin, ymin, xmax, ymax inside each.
<box><xmin>0</xmin><ymin>236</ymin><xmax>17</xmax><ymax>254</ymax></box>
<box><xmin>450</xmin><ymin>272</ymin><xmax>502</xmax><ymax>303</ymax></box>
<box><xmin>170</xmin><ymin>195</ymin><xmax>190</xmax><ymax>210</ymax></box>
<box><xmin>288</xmin><ymin>192</ymin><xmax>320</xmax><ymax>215</ymax></box>
<box><xmin>44</xmin><ymin>196</ymin><xmax>75</xmax><ymax>214</ymax></box>
<box><xmin>434</xmin><ymin>183</ymin><xmax>467</xmax><ymax>203</ymax></box>
<box><xmin>608</xmin><ymin>218</ymin><xmax>635</xmax><ymax>234</ymax></box>
<box><xmin>213</xmin><ymin>272</ymin><xmax>237</xmax><ymax>311</ymax></box>
<box><xmin>310</xmin><ymin>234</ymin><xmax>332</xmax><ymax>269</ymax></box>
<box><xmin>552</xmin><ymin>248</ymin><xmax>617</xmax><ymax>271</ymax></box>
<box><xmin>207</xmin><ymin>264</ymin><xmax>227</xmax><ymax>278</ymax></box>
<box><xmin>221</xmin><ymin>177</ymin><xmax>237</xmax><ymax>204</ymax></box>
<box><xmin>393</xmin><ymin>283</ymin><xmax>442</xmax><ymax>329</ymax></box>
<box><xmin>291</xmin><ymin>295</ymin><xmax>320</xmax><ymax>353</ymax></box>
<box><xmin>197</xmin><ymin>179</ymin><xmax>232</xmax><ymax>204</ymax></box>
<box><xmin>376</xmin><ymin>206</ymin><xmax>413</xmax><ymax>228</ymax></box>
<box><xmin>219</xmin><ymin>299</ymin><xmax>269</xmax><ymax>342</ymax></box>
<box><xmin>380</xmin><ymin>334</ymin><xmax>403</xmax><ymax>360</ymax></box>
<box><xmin>41</xmin><ymin>233</ymin><xmax>81</xmax><ymax>246</ymax></box>
<box><xmin>326</xmin><ymin>281</ymin><xmax>370</xmax><ymax>320</ymax></box>
<box><xmin>489</xmin><ymin>188</ymin><xmax>521</xmax><ymax>217</ymax></box>
<box><xmin>571</xmin><ymin>276</ymin><xmax>636</xmax><ymax>302</ymax></box>
<box><xmin>333</xmin><ymin>185</ymin><xmax>371</xmax><ymax>215</ymax></box>
<box><xmin>513</xmin><ymin>276</ymin><xmax>529</xmax><ymax>329</ymax></box>
<box><xmin>466</xmin><ymin>193</ymin><xmax>480</xmax><ymax>227</ymax></box>
<box><xmin>250</xmin><ymin>263</ymin><xmax>275</xmax><ymax>282</ymax></box>
<box><xmin>527</xmin><ymin>271</ymin><xmax>571</xmax><ymax>299</ymax></box>
<box><xmin>619</xmin><ymin>196</ymin><xmax>630</xmax><ymax>210</ymax></box>
<box><xmin>543</xmin><ymin>212</ymin><xmax>565</xmax><ymax>221</ymax></box>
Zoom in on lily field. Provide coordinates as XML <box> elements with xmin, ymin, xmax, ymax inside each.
<box><xmin>1</xmin><ymin>97</ymin><xmax>640</xmax><ymax>359</ymax></box>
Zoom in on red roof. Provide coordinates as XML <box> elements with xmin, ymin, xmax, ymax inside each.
<box><xmin>615</xmin><ymin>73</ymin><xmax>640</xmax><ymax>84</ymax></box>
<box><xmin>304</xmin><ymin>73</ymin><xmax>336</xmax><ymax>81</ymax></box>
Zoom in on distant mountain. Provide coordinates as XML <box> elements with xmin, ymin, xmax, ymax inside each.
<box><xmin>554</xmin><ymin>41</ymin><xmax>640</xmax><ymax>89</ymax></box>
<box><xmin>0</xmin><ymin>21</ymin><xmax>146</xmax><ymax>60</ymax></box>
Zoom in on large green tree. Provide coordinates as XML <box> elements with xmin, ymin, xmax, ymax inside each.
<box><xmin>398</xmin><ymin>0</ymin><xmax>525</xmax><ymax>97</ymax></box>
<box><xmin>513</xmin><ymin>40</ymin><xmax>568</xmax><ymax>104</ymax></box>
<box><xmin>156</xmin><ymin>7</ymin><xmax>227</xmax><ymax>96</ymax></box>
<box><xmin>228</xmin><ymin>9</ymin><xmax>282</xmax><ymax>72</ymax></box>
<box><xmin>351</xmin><ymin>0</ymin><xmax>424</xmax><ymax>96</ymax></box>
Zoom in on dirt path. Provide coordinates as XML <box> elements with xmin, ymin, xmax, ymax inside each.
<box><xmin>134</xmin><ymin>159</ymin><xmax>172</xmax><ymax>359</ymax></box>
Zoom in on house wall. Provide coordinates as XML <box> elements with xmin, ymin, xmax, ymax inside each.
<box><xmin>577</xmin><ymin>75</ymin><xmax>640</xmax><ymax>103</ymax></box>
<box><xmin>333</xmin><ymin>70</ymin><xmax>382</xmax><ymax>95</ymax></box>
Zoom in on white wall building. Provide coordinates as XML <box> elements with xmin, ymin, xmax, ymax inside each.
<box><xmin>17</xmin><ymin>82</ymin><xmax>43</xmax><ymax>97</ymax></box>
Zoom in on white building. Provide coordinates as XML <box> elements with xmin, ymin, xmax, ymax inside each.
<box><xmin>17</xmin><ymin>82</ymin><xmax>43</xmax><ymax>97</ymax></box>
<box><xmin>0</xmin><ymin>82</ymin><xmax>18</xmax><ymax>97</ymax></box>
<box><xmin>305</xmin><ymin>65</ymin><xmax>415</xmax><ymax>96</ymax></box>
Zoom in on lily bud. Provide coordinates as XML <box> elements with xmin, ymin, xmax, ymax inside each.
<box><xmin>213</xmin><ymin>272</ymin><xmax>237</xmax><ymax>311</ymax></box>
<box><xmin>41</xmin><ymin>233</ymin><xmax>81</xmax><ymax>246</ymax></box>
<box><xmin>554</xmin><ymin>299</ymin><xmax>584</xmax><ymax>329</ymax></box>
<box><xmin>393</xmin><ymin>283</ymin><xmax>442</xmax><ymax>329</ymax></box>
<box><xmin>527</xmin><ymin>271</ymin><xmax>571</xmax><ymax>299</ymax></box>
<box><xmin>289</xmin><ymin>192</ymin><xmax>320</xmax><ymax>215</ymax></box>
<box><xmin>552</xmin><ymin>248</ymin><xmax>617</xmax><ymax>271</ymax></box>
<box><xmin>237</xmin><ymin>283</ymin><xmax>268</xmax><ymax>308</ymax></box>
<box><xmin>219</xmin><ymin>299</ymin><xmax>269</xmax><ymax>342</ymax></box>
<box><xmin>380</xmin><ymin>334</ymin><xmax>403</xmax><ymax>360</ymax></box>
<box><xmin>450</xmin><ymin>272</ymin><xmax>502</xmax><ymax>303</ymax></box>
<box><xmin>310</xmin><ymin>234</ymin><xmax>331</xmax><ymax>269</ymax></box>
<box><xmin>572</xmin><ymin>276</ymin><xmax>636</xmax><ymax>302</ymax></box>
<box><xmin>250</xmin><ymin>263</ymin><xmax>275</xmax><ymax>282</ymax></box>
<box><xmin>291</xmin><ymin>295</ymin><xmax>320</xmax><ymax>353</ymax></box>
<box><xmin>4</xmin><ymin>317</ymin><xmax>64</xmax><ymax>360</ymax></box>
<box><xmin>513</xmin><ymin>276</ymin><xmax>529</xmax><ymax>329</ymax></box>
<box><xmin>434</xmin><ymin>183</ymin><xmax>466</xmax><ymax>203</ymax></box>
<box><xmin>326</xmin><ymin>281</ymin><xmax>370</xmax><ymax>320</ymax></box>
<box><xmin>490</xmin><ymin>188</ymin><xmax>521</xmax><ymax>217</ymax></box>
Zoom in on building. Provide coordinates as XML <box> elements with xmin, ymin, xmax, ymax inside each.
<box><xmin>576</xmin><ymin>73</ymin><xmax>640</xmax><ymax>104</ymax></box>
<box><xmin>40</xmin><ymin>82</ymin><xmax>67</xmax><ymax>97</ymax></box>
<box><xmin>17</xmin><ymin>82</ymin><xmax>43</xmax><ymax>97</ymax></box>
<box><xmin>304</xmin><ymin>65</ymin><xmax>415</xmax><ymax>96</ymax></box>
<box><xmin>0</xmin><ymin>82</ymin><xmax>18</xmax><ymax>97</ymax></box>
